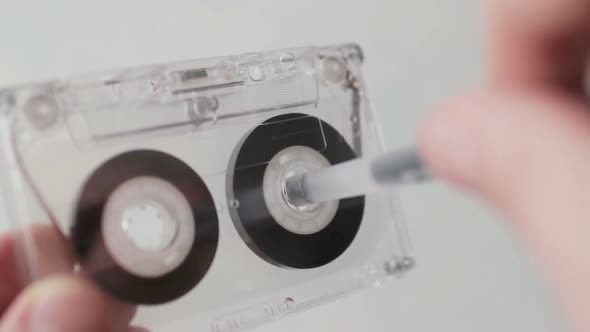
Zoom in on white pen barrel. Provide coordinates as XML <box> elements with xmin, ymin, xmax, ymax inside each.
<box><xmin>291</xmin><ymin>147</ymin><xmax>429</xmax><ymax>205</ymax></box>
<box><xmin>299</xmin><ymin>158</ymin><xmax>380</xmax><ymax>203</ymax></box>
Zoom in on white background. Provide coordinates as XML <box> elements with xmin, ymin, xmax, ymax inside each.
<box><xmin>0</xmin><ymin>1</ymin><xmax>567</xmax><ymax>331</ymax></box>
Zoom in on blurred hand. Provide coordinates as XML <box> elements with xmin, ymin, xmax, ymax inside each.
<box><xmin>0</xmin><ymin>226</ymin><xmax>143</xmax><ymax>332</ymax></box>
<box><xmin>419</xmin><ymin>0</ymin><xmax>590</xmax><ymax>331</ymax></box>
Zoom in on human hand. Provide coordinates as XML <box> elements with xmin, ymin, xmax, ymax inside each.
<box><xmin>419</xmin><ymin>0</ymin><xmax>590</xmax><ymax>331</ymax></box>
<box><xmin>0</xmin><ymin>225</ymin><xmax>144</xmax><ymax>332</ymax></box>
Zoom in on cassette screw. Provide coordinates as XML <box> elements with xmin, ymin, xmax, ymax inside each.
<box><xmin>322</xmin><ymin>57</ymin><xmax>348</xmax><ymax>83</ymax></box>
<box><xmin>24</xmin><ymin>95</ymin><xmax>59</xmax><ymax>130</ymax></box>
<box><xmin>385</xmin><ymin>257</ymin><xmax>416</xmax><ymax>277</ymax></box>
<box><xmin>229</xmin><ymin>199</ymin><xmax>240</xmax><ymax>209</ymax></box>
<box><xmin>197</xmin><ymin>96</ymin><xmax>219</xmax><ymax>113</ymax></box>
<box><xmin>187</xmin><ymin>96</ymin><xmax>219</xmax><ymax>124</ymax></box>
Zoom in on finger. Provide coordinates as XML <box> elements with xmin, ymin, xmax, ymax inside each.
<box><xmin>0</xmin><ymin>225</ymin><xmax>75</xmax><ymax>315</ymax></box>
<box><xmin>490</xmin><ymin>0</ymin><xmax>590</xmax><ymax>91</ymax></box>
<box><xmin>419</xmin><ymin>90</ymin><xmax>590</xmax><ymax>331</ymax></box>
<box><xmin>0</xmin><ymin>232</ymin><xmax>20</xmax><ymax>315</ymax></box>
<box><xmin>0</xmin><ymin>226</ymin><xmax>138</xmax><ymax>327</ymax></box>
<box><xmin>128</xmin><ymin>327</ymin><xmax>149</xmax><ymax>332</ymax></box>
<box><xmin>21</xmin><ymin>224</ymin><xmax>76</xmax><ymax>276</ymax></box>
<box><xmin>0</xmin><ymin>276</ymin><xmax>136</xmax><ymax>332</ymax></box>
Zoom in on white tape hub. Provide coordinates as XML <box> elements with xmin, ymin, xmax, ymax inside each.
<box><xmin>263</xmin><ymin>146</ymin><xmax>338</xmax><ymax>235</ymax></box>
<box><xmin>102</xmin><ymin>176</ymin><xmax>195</xmax><ymax>278</ymax></box>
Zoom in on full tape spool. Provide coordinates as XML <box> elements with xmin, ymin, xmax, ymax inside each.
<box><xmin>72</xmin><ymin>150</ymin><xmax>219</xmax><ymax>305</ymax></box>
<box><xmin>228</xmin><ymin>113</ymin><xmax>365</xmax><ymax>269</ymax></box>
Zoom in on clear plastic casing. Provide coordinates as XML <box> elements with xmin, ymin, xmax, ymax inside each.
<box><xmin>0</xmin><ymin>44</ymin><xmax>413</xmax><ymax>331</ymax></box>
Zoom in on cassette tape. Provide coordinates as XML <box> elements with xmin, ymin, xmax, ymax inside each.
<box><xmin>0</xmin><ymin>43</ymin><xmax>414</xmax><ymax>331</ymax></box>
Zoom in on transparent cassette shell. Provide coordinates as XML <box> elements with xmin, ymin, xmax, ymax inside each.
<box><xmin>0</xmin><ymin>43</ymin><xmax>413</xmax><ymax>331</ymax></box>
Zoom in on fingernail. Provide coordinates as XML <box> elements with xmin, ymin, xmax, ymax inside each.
<box><xmin>7</xmin><ymin>277</ymin><xmax>107</xmax><ymax>332</ymax></box>
<box><xmin>29</xmin><ymin>280</ymin><xmax>81</xmax><ymax>332</ymax></box>
<box><xmin>35</xmin><ymin>278</ymin><xmax>108</xmax><ymax>332</ymax></box>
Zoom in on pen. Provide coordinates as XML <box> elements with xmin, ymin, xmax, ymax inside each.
<box><xmin>286</xmin><ymin>147</ymin><xmax>431</xmax><ymax>205</ymax></box>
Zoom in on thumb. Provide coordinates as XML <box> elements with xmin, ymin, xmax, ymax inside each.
<box><xmin>0</xmin><ymin>276</ymin><xmax>136</xmax><ymax>332</ymax></box>
<box><xmin>419</xmin><ymin>89</ymin><xmax>590</xmax><ymax>330</ymax></box>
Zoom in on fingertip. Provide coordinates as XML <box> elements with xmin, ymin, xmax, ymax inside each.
<box><xmin>0</xmin><ymin>276</ymin><xmax>135</xmax><ymax>332</ymax></box>
<box><xmin>0</xmin><ymin>225</ymin><xmax>78</xmax><ymax>316</ymax></box>
<box><xmin>0</xmin><ymin>231</ymin><xmax>21</xmax><ymax>313</ymax></box>
<box><xmin>6</xmin><ymin>224</ymin><xmax>76</xmax><ymax>279</ymax></box>
<box><xmin>28</xmin><ymin>225</ymin><xmax>75</xmax><ymax>276</ymax></box>
<box><xmin>418</xmin><ymin>92</ymin><xmax>490</xmax><ymax>189</ymax></box>
<box><xmin>420</xmin><ymin>88</ymin><xmax>590</xmax><ymax>221</ymax></box>
<box><xmin>128</xmin><ymin>327</ymin><xmax>150</xmax><ymax>332</ymax></box>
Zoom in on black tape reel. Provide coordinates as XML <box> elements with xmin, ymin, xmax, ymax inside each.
<box><xmin>228</xmin><ymin>113</ymin><xmax>365</xmax><ymax>269</ymax></box>
<box><xmin>72</xmin><ymin>150</ymin><xmax>219</xmax><ymax>305</ymax></box>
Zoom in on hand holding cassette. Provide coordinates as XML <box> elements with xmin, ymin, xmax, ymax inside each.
<box><xmin>0</xmin><ymin>44</ymin><xmax>414</xmax><ymax>331</ymax></box>
<box><xmin>0</xmin><ymin>226</ymin><xmax>142</xmax><ymax>331</ymax></box>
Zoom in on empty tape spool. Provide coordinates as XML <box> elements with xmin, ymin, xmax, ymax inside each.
<box><xmin>228</xmin><ymin>113</ymin><xmax>365</xmax><ymax>269</ymax></box>
<box><xmin>72</xmin><ymin>150</ymin><xmax>219</xmax><ymax>305</ymax></box>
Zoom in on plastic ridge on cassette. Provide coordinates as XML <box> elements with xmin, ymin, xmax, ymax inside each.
<box><xmin>0</xmin><ymin>43</ymin><xmax>414</xmax><ymax>331</ymax></box>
